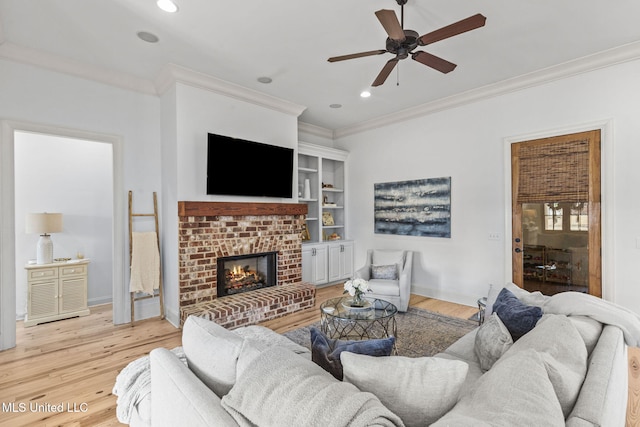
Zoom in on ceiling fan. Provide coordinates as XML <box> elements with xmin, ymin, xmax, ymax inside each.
<box><xmin>327</xmin><ymin>0</ymin><xmax>486</xmax><ymax>87</ymax></box>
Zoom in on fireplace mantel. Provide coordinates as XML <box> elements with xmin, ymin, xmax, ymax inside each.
<box><xmin>178</xmin><ymin>201</ymin><xmax>307</xmax><ymax>217</ymax></box>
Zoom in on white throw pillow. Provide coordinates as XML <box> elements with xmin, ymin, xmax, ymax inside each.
<box><xmin>432</xmin><ymin>349</ymin><xmax>565</xmax><ymax>427</ymax></box>
<box><xmin>474</xmin><ymin>313</ymin><xmax>513</xmax><ymax>371</ymax></box>
<box><xmin>181</xmin><ymin>316</ymin><xmax>245</xmax><ymax>397</ymax></box>
<box><xmin>498</xmin><ymin>314</ymin><xmax>587</xmax><ymax>417</ymax></box>
<box><xmin>341</xmin><ymin>352</ymin><xmax>469</xmax><ymax>427</ymax></box>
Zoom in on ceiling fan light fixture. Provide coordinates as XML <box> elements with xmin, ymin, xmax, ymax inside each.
<box><xmin>157</xmin><ymin>0</ymin><xmax>178</xmax><ymax>13</ymax></box>
<box><xmin>360</xmin><ymin>91</ymin><xmax>371</xmax><ymax>98</ymax></box>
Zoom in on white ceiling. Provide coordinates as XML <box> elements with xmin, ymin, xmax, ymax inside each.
<box><xmin>2</xmin><ymin>0</ymin><xmax>640</xmax><ymax>135</ymax></box>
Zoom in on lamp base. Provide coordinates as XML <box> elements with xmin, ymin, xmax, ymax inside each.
<box><xmin>36</xmin><ymin>234</ymin><xmax>53</xmax><ymax>265</ymax></box>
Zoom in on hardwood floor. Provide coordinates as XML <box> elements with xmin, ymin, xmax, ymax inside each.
<box><xmin>0</xmin><ymin>283</ymin><xmax>637</xmax><ymax>426</ymax></box>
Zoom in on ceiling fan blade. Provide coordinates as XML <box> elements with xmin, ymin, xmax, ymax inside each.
<box><xmin>327</xmin><ymin>50</ymin><xmax>387</xmax><ymax>63</ymax></box>
<box><xmin>412</xmin><ymin>51</ymin><xmax>457</xmax><ymax>73</ymax></box>
<box><xmin>375</xmin><ymin>9</ymin><xmax>406</xmax><ymax>41</ymax></box>
<box><xmin>418</xmin><ymin>13</ymin><xmax>486</xmax><ymax>46</ymax></box>
<box><xmin>372</xmin><ymin>58</ymin><xmax>399</xmax><ymax>87</ymax></box>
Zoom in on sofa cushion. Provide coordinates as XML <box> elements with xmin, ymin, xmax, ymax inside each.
<box><xmin>371</xmin><ymin>264</ymin><xmax>398</xmax><ymax>280</ymax></box>
<box><xmin>181</xmin><ymin>316</ymin><xmax>245</xmax><ymax>397</ymax></box>
<box><xmin>567</xmin><ymin>315</ymin><xmax>603</xmax><ymax>356</ymax></box>
<box><xmin>474</xmin><ymin>313</ymin><xmax>513</xmax><ymax>371</ymax></box>
<box><xmin>499</xmin><ymin>314</ymin><xmax>587</xmax><ymax>418</ymax></box>
<box><xmin>368</xmin><ymin>279</ymin><xmax>401</xmax><ymax>296</ymax></box>
<box><xmin>431</xmin><ymin>349</ymin><xmax>565</xmax><ymax>427</ymax></box>
<box><xmin>310</xmin><ymin>327</ymin><xmax>394</xmax><ymax>380</ymax></box>
<box><xmin>493</xmin><ymin>287</ymin><xmax>543</xmax><ymax>340</ymax></box>
<box><xmin>222</xmin><ymin>346</ymin><xmax>403</xmax><ymax>427</ymax></box>
<box><xmin>341</xmin><ymin>352</ymin><xmax>468</xmax><ymax>427</ymax></box>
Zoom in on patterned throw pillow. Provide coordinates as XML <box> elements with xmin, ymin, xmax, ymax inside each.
<box><xmin>474</xmin><ymin>313</ymin><xmax>513</xmax><ymax>371</ymax></box>
<box><xmin>371</xmin><ymin>264</ymin><xmax>398</xmax><ymax>280</ymax></box>
<box><xmin>309</xmin><ymin>327</ymin><xmax>395</xmax><ymax>380</ymax></box>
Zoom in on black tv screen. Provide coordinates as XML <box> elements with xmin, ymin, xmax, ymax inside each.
<box><xmin>207</xmin><ymin>133</ymin><xmax>294</xmax><ymax>198</ymax></box>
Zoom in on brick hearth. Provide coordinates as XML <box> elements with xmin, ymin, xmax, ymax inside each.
<box><xmin>177</xmin><ymin>201</ymin><xmax>315</xmax><ymax>328</ymax></box>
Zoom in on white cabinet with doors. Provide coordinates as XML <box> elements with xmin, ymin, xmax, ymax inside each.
<box><xmin>302</xmin><ymin>240</ymin><xmax>354</xmax><ymax>286</ymax></box>
<box><xmin>302</xmin><ymin>243</ymin><xmax>328</xmax><ymax>285</ymax></box>
<box><xmin>24</xmin><ymin>260</ymin><xmax>91</xmax><ymax>327</ymax></box>
<box><xmin>328</xmin><ymin>241</ymin><xmax>354</xmax><ymax>283</ymax></box>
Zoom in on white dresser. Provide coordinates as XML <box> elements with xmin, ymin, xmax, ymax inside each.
<box><xmin>24</xmin><ymin>259</ymin><xmax>91</xmax><ymax>327</ymax></box>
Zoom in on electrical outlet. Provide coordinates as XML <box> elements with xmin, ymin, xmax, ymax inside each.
<box><xmin>488</xmin><ymin>232</ymin><xmax>501</xmax><ymax>241</ymax></box>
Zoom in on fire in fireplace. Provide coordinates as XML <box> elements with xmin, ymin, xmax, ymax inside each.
<box><xmin>217</xmin><ymin>252</ymin><xmax>277</xmax><ymax>297</ymax></box>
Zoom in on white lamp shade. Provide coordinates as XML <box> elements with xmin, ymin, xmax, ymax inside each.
<box><xmin>25</xmin><ymin>213</ymin><xmax>63</xmax><ymax>234</ymax></box>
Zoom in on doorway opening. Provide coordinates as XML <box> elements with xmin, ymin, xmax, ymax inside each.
<box><xmin>511</xmin><ymin>129</ymin><xmax>601</xmax><ymax>297</ymax></box>
<box><xmin>1</xmin><ymin>120</ymin><xmax>125</xmax><ymax>351</ymax></box>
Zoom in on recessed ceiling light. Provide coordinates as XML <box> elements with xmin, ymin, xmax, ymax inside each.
<box><xmin>137</xmin><ymin>31</ymin><xmax>159</xmax><ymax>43</ymax></box>
<box><xmin>329</xmin><ymin>104</ymin><xmax>342</xmax><ymax>109</ymax></box>
<box><xmin>360</xmin><ymin>91</ymin><xmax>371</xmax><ymax>98</ymax></box>
<box><xmin>257</xmin><ymin>77</ymin><xmax>272</xmax><ymax>84</ymax></box>
<box><xmin>157</xmin><ymin>0</ymin><xmax>178</xmax><ymax>13</ymax></box>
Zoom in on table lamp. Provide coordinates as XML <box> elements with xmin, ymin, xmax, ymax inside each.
<box><xmin>25</xmin><ymin>213</ymin><xmax>63</xmax><ymax>264</ymax></box>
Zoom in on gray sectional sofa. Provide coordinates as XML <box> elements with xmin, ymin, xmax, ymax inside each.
<box><xmin>115</xmin><ymin>283</ymin><xmax>638</xmax><ymax>426</ymax></box>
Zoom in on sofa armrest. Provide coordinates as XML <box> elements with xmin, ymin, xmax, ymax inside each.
<box><xmin>566</xmin><ymin>325</ymin><xmax>628</xmax><ymax>427</ymax></box>
<box><xmin>150</xmin><ymin>348</ymin><xmax>238</xmax><ymax>427</ymax></box>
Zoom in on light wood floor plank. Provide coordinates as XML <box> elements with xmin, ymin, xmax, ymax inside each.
<box><xmin>0</xmin><ymin>283</ymin><xmax>636</xmax><ymax>426</ymax></box>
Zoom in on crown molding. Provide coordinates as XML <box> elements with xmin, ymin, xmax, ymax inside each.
<box><xmin>298</xmin><ymin>121</ymin><xmax>334</xmax><ymax>140</ymax></box>
<box><xmin>0</xmin><ymin>42</ymin><xmax>157</xmax><ymax>95</ymax></box>
<box><xmin>155</xmin><ymin>63</ymin><xmax>306</xmax><ymax>117</ymax></box>
<box><xmin>333</xmin><ymin>40</ymin><xmax>640</xmax><ymax>139</ymax></box>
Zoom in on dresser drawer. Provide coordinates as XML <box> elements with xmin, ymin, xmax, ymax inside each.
<box><xmin>28</xmin><ymin>268</ymin><xmax>58</xmax><ymax>281</ymax></box>
<box><xmin>60</xmin><ymin>264</ymin><xmax>87</xmax><ymax>277</ymax></box>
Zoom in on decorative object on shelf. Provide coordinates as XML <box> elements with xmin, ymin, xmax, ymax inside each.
<box><xmin>303</xmin><ymin>179</ymin><xmax>311</xmax><ymax>199</ymax></box>
<box><xmin>374</xmin><ymin>177</ymin><xmax>451</xmax><ymax>238</ymax></box>
<box><xmin>343</xmin><ymin>278</ymin><xmax>372</xmax><ymax>307</ymax></box>
<box><xmin>302</xmin><ymin>223</ymin><xmax>311</xmax><ymax>241</ymax></box>
<box><xmin>322</xmin><ymin>182</ymin><xmax>334</xmax><ymax>189</ymax></box>
<box><xmin>322</xmin><ymin>211</ymin><xmax>334</xmax><ymax>226</ymax></box>
<box><xmin>54</xmin><ymin>257</ymin><xmax>72</xmax><ymax>262</ymax></box>
<box><xmin>327</xmin><ymin>232</ymin><xmax>341</xmax><ymax>240</ymax></box>
<box><xmin>25</xmin><ymin>212</ymin><xmax>63</xmax><ymax>265</ymax></box>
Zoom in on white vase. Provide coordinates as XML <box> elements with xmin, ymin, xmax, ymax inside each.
<box><xmin>303</xmin><ymin>179</ymin><xmax>311</xmax><ymax>199</ymax></box>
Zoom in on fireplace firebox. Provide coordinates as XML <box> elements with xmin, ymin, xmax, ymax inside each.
<box><xmin>217</xmin><ymin>252</ymin><xmax>277</xmax><ymax>297</ymax></box>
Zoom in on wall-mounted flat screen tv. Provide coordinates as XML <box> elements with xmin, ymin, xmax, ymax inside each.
<box><xmin>207</xmin><ymin>133</ymin><xmax>294</xmax><ymax>198</ymax></box>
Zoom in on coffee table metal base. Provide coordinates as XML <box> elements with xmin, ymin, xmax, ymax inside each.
<box><xmin>320</xmin><ymin>297</ymin><xmax>398</xmax><ymax>352</ymax></box>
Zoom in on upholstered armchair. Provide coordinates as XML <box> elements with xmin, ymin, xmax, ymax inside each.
<box><xmin>354</xmin><ymin>249</ymin><xmax>413</xmax><ymax>312</ymax></box>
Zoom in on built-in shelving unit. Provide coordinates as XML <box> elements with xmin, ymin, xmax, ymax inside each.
<box><xmin>298</xmin><ymin>142</ymin><xmax>352</xmax><ymax>285</ymax></box>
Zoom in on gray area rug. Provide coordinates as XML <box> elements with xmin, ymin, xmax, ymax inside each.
<box><xmin>283</xmin><ymin>307</ymin><xmax>478</xmax><ymax>358</ymax></box>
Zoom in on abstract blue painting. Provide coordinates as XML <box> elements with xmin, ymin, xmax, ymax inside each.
<box><xmin>374</xmin><ymin>177</ymin><xmax>451</xmax><ymax>238</ymax></box>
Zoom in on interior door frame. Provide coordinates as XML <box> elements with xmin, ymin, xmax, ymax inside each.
<box><xmin>503</xmin><ymin>119</ymin><xmax>615</xmax><ymax>300</ymax></box>
<box><xmin>0</xmin><ymin>120</ymin><xmax>126</xmax><ymax>351</ymax></box>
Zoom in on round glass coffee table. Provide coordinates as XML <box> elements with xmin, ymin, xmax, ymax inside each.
<box><xmin>320</xmin><ymin>296</ymin><xmax>398</xmax><ymax>346</ymax></box>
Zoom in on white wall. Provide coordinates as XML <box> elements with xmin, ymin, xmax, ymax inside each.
<box><xmin>159</xmin><ymin>82</ymin><xmax>300</xmax><ymax>325</ymax></box>
<box><xmin>14</xmin><ymin>132</ymin><xmax>113</xmax><ymax>317</ymax></box>
<box><xmin>336</xmin><ymin>58</ymin><xmax>640</xmax><ymax>314</ymax></box>
<box><xmin>0</xmin><ymin>59</ymin><xmax>161</xmax><ymax>328</ymax></box>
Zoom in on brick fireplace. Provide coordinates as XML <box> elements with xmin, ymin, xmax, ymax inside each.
<box><xmin>177</xmin><ymin>201</ymin><xmax>315</xmax><ymax>328</ymax></box>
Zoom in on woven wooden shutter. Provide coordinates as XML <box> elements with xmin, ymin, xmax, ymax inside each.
<box><xmin>516</xmin><ymin>137</ymin><xmax>589</xmax><ymax>203</ymax></box>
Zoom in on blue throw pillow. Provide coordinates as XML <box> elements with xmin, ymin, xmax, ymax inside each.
<box><xmin>493</xmin><ymin>287</ymin><xmax>543</xmax><ymax>341</ymax></box>
<box><xmin>310</xmin><ymin>327</ymin><xmax>395</xmax><ymax>380</ymax></box>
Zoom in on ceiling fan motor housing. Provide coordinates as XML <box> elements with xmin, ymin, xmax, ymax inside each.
<box><xmin>385</xmin><ymin>29</ymin><xmax>419</xmax><ymax>59</ymax></box>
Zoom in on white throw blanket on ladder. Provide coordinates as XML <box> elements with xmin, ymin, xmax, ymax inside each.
<box><xmin>129</xmin><ymin>231</ymin><xmax>160</xmax><ymax>295</ymax></box>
